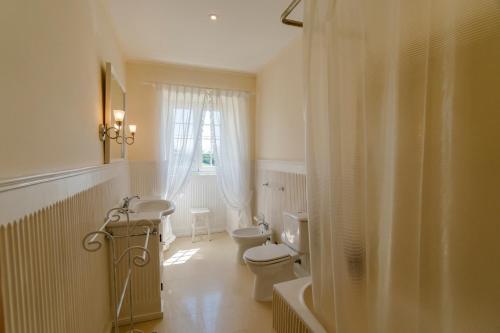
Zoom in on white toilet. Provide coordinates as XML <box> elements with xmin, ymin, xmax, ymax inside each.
<box><xmin>243</xmin><ymin>211</ymin><xmax>309</xmax><ymax>301</ymax></box>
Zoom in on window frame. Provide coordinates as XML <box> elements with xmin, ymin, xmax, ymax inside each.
<box><xmin>194</xmin><ymin>110</ymin><xmax>218</xmax><ymax>175</ymax></box>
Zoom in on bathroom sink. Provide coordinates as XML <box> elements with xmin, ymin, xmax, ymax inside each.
<box><xmin>129</xmin><ymin>199</ymin><xmax>176</xmax><ymax>217</ymax></box>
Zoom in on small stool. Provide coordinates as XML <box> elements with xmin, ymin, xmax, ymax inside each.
<box><xmin>190</xmin><ymin>208</ymin><xmax>211</xmax><ymax>242</ymax></box>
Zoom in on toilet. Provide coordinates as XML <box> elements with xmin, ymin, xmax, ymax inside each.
<box><xmin>243</xmin><ymin>211</ymin><xmax>309</xmax><ymax>301</ymax></box>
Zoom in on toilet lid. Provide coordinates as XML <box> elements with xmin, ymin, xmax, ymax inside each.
<box><xmin>244</xmin><ymin>244</ymin><xmax>296</xmax><ymax>263</ymax></box>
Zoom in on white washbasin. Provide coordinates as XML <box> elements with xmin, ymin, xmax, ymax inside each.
<box><xmin>231</xmin><ymin>227</ymin><xmax>271</xmax><ymax>264</ymax></box>
<box><xmin>129</xmin><ymin>199</ymin><xmax>176</xmax><ymax>217</ymax></box>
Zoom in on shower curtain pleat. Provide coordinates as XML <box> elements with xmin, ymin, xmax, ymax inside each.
<box><xmin>304</xmin><ymin>0</ymin><xmax>500</xmax><ymax>332</ymax></box>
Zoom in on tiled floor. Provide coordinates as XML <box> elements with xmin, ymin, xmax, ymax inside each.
<box><xmin>122</xmin><ymin>232</ymin><xmax>273</xmax><ymax>333</ymax></box>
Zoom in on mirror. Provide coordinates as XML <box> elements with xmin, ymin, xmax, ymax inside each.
<box><xmin>110</xmin><ymin>76</ymin><xmax>126</xmax><ymax>160</ymax></box>
<box><xmin>103</xmin><ymin>62</ymin><xmax>127</xmax><ymax>163</ymax></box>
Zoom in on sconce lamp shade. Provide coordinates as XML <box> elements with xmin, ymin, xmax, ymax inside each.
<box><xmin>129</xmin><ymin>124</ymin><xmax>137</xmax><ymax>134</ymax></box>
<box><xmin>113</xmin><ymin>109</ymin><xmax>125</xmax><ymax>123</ymax></box>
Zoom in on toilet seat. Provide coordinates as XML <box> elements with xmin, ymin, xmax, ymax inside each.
<box><xmin>244</xmin><ymin>244</ymin><xmax>298</xmax><ymax>266</ymax></box>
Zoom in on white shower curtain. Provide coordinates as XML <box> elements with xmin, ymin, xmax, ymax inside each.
<box><xmin>210</xmin><ymin>90</ymin><xmax>252</xmax><ymax>228</ymax></box>
<box><xmin>304</xmin><ymin>0</ymin><xmax>500</xmax><ymax>332</ymax></box>
<box><xmin>158</xmin><ymin>85</ymin><xmax>206</xmax><ymax>200</ymax></box>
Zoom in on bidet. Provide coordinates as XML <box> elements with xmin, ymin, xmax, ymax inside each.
<box><xmin>231</xmin><ymin>227</ymin><xmax>271</xmax><ymax>263</ymax></box>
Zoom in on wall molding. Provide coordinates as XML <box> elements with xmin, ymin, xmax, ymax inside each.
<box><xmin>0</xmin><ymin>162</ymin><xmax>121</xmax><ymax>193</ymax></box>
<box><xmin>0</xmin><ymin>161</ymin><xmax>129</xmax><ymax>225</ymax></box>
<box><xmin>255</xmin><ymin>159</ymin><xmax>306</xmax><ymax>175</ymax></box>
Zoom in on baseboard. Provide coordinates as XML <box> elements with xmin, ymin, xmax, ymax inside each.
<box><xmin>115</xmin><ymin>311</ymin><xmax>163</xmax><ymax>327</ymax></box>
<box><xmin>173</xmin><ymin>226</ymin><xmax>227</xmax><ymax>237</ymax></box>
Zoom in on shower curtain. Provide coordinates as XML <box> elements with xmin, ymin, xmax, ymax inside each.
<box><xmin>304</xmin><ymin>0</ymin><xmax>500</xmax><ymax>332</ymax></box>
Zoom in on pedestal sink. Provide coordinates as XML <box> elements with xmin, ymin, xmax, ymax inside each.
<box><xmin>106</xmin><ymin>197</ymin><xmax>176</xmax><ymax>325</ymax></box>
<box><xmin>127</xmin><ymin>198</ymin><xmax>177</xmax><ymax>250</ymax></box>
<box><xmin>114</xmin><ymin>198</ymin><xmax>176</xmax><ymax>231</ymax></box>
<box><xmin>129</xmin><ymin>199</ymin><xmax>176</xmax><ymax>217</ymax></box>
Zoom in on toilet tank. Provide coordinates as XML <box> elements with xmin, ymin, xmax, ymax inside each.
<box><xmin>281</xmin><ymin>211</ymin><xmax>309</xmax><ymax>254</ymax></box>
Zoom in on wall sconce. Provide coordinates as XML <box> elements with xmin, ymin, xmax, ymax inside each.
<box><xmin>126</xmin><ymin>124</ymin><xmax>137</xmax><ymax>145</ymax></box>
<box><xmin>99</xmin><ymin>109</ymin><xmax>137</xmax><ymax>145</ymax></box>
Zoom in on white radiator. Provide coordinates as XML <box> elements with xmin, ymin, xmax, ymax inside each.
<box><xmin>129</xmin><ymin>161</ymin><xmax>228</xmax><ymax>235</ymax></box>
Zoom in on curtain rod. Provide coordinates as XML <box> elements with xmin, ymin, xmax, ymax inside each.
<box><xmin>281</xmin><ymin>0</ymin><xmax>303</xmax><ymax>27</ymax></box>
<box><xmin>141</xmin><ymin>81</ymin><xmax>255</xmax><ymax>95</ymax></box>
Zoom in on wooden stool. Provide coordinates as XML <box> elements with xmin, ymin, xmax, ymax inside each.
<box><xmin>190</xmin><ymin>208</ymin><xmax>211</xmax><ymax>242</ymax></box>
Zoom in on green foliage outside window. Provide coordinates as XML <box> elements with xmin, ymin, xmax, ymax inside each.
<box><xmin>202</xmin><ymin>153</ymin><xmax>215</xmax><ymax>167</ymax></box>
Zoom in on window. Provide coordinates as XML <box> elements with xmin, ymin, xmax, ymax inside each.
<box><xmin>170</xmin><ymin>108</ymin><xmax>220</xmax><ymax>174</ymax></box>
<box><xmin>197</xmin><ymin>110</ymin><xmax>220</xmax><ymax>173</ymax></box>
<box><xmin>172</xmin><ymin>108</ymin><xmax>196</xmax><ymax>155</ymax></box>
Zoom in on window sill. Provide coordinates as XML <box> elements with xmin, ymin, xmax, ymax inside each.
<box><xmin>193</xmin><ymin>170</ymin><xmax>216</xmax><ymax>176</ymax></box>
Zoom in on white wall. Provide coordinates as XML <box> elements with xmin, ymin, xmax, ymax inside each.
<box><xmin>255</xmin><ymin>36</ymin><xmax>304</xmax><ymax>161</ymax></box>
<box><xmin>0</xmin><ymin>0</ymin><xmax>125</xmax><ymax>178</ymax></box>
<box><xmin>0</xmin><ymin>1</ymin><xmax>128</xmax><ymax>331</ymax></box>
<box><xmin>253</xmin><ymin>35</ymin><xmax>307</xmax><ymax>234</ymax></box>
<box><xmin>126</xmin><ymin>61</ymin><xmax>256</xmax><ymax>161</ymax></box>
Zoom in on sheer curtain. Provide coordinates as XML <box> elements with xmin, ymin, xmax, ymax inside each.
<box><xmin>304</xmin><ymin>0</ymin><xmax>500</xmax><ymax>332</ymax></box>
<box><xmin>211</xmin><ymin>90</ymin><xmax>252</xmax><ymax>229</ymax></box>
<box><xmin>157</xmin><ymin>84</ymin><xmax>252</xmax><ymax>231</ymax></box>
<box><xmin>158</xmin><ymin>85</ymin><xmax>207</xmax><ymax>200</ymax></box>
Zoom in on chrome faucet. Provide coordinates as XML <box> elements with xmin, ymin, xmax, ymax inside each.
<box><xmin>258</xmin><ymin>221</ymin><xmax>270</xmax><ymax>231</ymax></box>
<box><xmin>122</xmin><ymin>195</ymin><xmax>140</xmax><ymax>209</ymax></box>
<box><xmin>254</xmin><ymin>214</ymin><xmax>269</xmax><ymax>231</ymax></box>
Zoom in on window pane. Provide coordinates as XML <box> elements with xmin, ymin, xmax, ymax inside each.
<box><xmin>196</xmin><ymin>111</ymin><xmax>220</xmax><ymax>171</ymax></box>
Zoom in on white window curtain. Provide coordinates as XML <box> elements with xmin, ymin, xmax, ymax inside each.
<box><xmin>157</xmin><ymin>85</ymin><xmax>252</xmax><ymax>229</ymax></box>
<box><xmin>158</xmin><ymin>85</ymin><xmax>207</xmax><ymax>200</ymax></box>
<box><xmin>210</xmin><ymin>90</ymin><xmax>252</xmax><ymax>228</ymax></box>
<box><xmin>305</xmin><ymin>0</ymin><xmax>500</xmax><ymax>332</ymax></box>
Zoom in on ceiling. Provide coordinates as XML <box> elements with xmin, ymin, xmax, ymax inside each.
<box><xmin>105</xmin><ymin>0</ymin><xmax>303</xmax><ymax>73</ymax></box>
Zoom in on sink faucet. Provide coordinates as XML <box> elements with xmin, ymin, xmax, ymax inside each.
<box><xmin>122</xmin><ymin>195</ymin><xmax>140</xmax><ymax>209</ymax></box>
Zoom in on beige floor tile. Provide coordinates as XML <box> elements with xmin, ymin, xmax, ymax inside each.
<box><xmin>121</xmin><ymin>232</ymin><xmax>273</xmax><ymax>333</ymax></box>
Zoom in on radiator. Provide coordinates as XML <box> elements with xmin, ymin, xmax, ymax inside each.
<box><xmin>129</xmin><ymin>161</ymin><xmax>228</xmax><ymax>235</ymax></box>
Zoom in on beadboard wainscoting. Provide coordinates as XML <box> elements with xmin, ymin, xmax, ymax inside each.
<box><xmin>129</xmin><ymin>161</ymin><xmax>228</xmax><ymax>236</ymax></box>
<box><xmin>0</xmin><ymin>161</ymin><xmax>130</xmax><ymax>333</ymax></box>
<box><xmin>254</xmin><ymin>160</ymin><xmax>307</xmax><ymax>242</ymax></box>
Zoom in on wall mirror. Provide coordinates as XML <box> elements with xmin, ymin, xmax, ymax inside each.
<box><xmin>103</xmin><ymin>62</ymin><xmax>126</xmax><ymax>163</ymax></box>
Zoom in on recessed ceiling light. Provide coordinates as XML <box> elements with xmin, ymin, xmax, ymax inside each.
<box><xmin>209</xmin><ymin>14</ymin><xmax>217</xmax><ymax>21</ymax></box>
